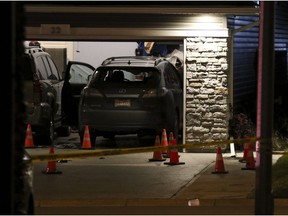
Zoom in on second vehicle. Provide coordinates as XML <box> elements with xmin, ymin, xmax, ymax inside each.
<box><xmin>23</xmin><ymin>42</ymin><xmax>71</xmax><ymax>145</ymax></box>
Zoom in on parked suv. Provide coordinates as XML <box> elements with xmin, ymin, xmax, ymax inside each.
<box><xmin>23</xmin><ymin>43</ymin><xmax>70</xmax><ymax>145</ymax></box>
<box><xmin>78</xmin><ymin>56</ymin><xmax>183</xmax><ymax>146</ymax></box>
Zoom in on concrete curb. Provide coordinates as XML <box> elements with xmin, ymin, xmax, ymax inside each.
<box><xmin>35</xmin><ymin>198</ymin><xmax>288</xmax><ymax>207</ymax></box>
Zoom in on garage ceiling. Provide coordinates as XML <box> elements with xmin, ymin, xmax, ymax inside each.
<box><xmin>23</xmin><ymin>2</ymin><xmax>259</xmax><ymax>41</ymax></box>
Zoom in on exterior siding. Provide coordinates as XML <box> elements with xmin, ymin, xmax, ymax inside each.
<box><xmin>275</xmin><ymin>2</ymin><xmax>288</xmax><ymax>51</ymax></box>
<box><xmin>228</xmin><ymin>15</ymin><xmax>259</xmax><ymax>119</ymax></box>
<box><xmin>228</xmin><ymin>2</ymin><xmax>288</xmax><ymax>122</ymax></box>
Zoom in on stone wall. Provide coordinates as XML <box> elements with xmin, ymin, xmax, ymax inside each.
<box><xmin>185</xmin><ymin>37</ymin><xmax>229</xmax><ymax>147</ymax></box>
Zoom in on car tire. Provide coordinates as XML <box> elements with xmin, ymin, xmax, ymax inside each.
<box><xmin>90</xmin><ymin>132</ymin><xmax>97</xmax><ymax>146</ymax></box>
<box><xmin>34</xmin><ymin>114</ymin><xmax>54</xmax><ymax>146</ymax></box>
<box><xmin>138</xmin><ymin>134</ymin><xmax>155</xmax><ymax>146</ymax></box>
<box><xmin>172</xmin><ymin>112</ymin><xmax>185</xmax><ymax>152</ymax></box>
<box><xmin>47</xmin><ymin>114</ymin><xmax>55</xmax><ymax>145</ymax></box>
<box><xmin>171</xmin><ymin>112</ymin><xmax>180</xmax><ymax>144</ymax></box>
<box><xmin>79</xmin><ymin>131</ymin><xmax>84</xmax><ymax>145</ymax></box>
<box><xmin>56</xmin><ymin>126</ymin><xmax>71</xmax><ymax>137</ymax></box>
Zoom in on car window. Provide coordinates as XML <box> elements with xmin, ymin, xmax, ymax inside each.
<box><xmin>90</xmin><ymin>67</ymin><xmax>160</xmax><ymax>87</ymax></box>
<box><xmin>41</xmin><ymin>56</ymin><xmax>55</xmax><ymax>80</ymax></box>
<box><xmin>69</xmin><ymin>64</ymin><xmax>94</xmax><ymax>84</ymax></box>
<box><xmin>167</xmin><ymin>64</ymin><xmax>181</xmax><ymax>89</ymax></box>
<box><xmin>35</xmin><ymin>56</ymin><xmax>48</xmax><ymax>80</ymax></box>
<box><xmin>46</xmin><ymin>56</ymin><xmax>61</xmax><ymax>80</ymax></box>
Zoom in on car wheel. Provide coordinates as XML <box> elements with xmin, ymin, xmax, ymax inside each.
<box><xmin>90</xmin><ymin>132</ymin><xmax>97</xmax><ymax>146</ymax></box>
<box><xmin>137</xmin><ymin>132</ymin><xmax>156</xmax><ymax>146</ymax></box>
<box><xmin>171</xmin><ymin>112</ymin><xmax>183</xmax><ymax>144</ymax></box>
<box><xmin>172</xmin><ymin>113</ymin><xmax>185</xmax><ymax>152</ymax></box>
<box><xmin>79</xmin><ymin>130</ymin><xmax>84</xmax><ymax>145</ymax></box>
<box><xmin>171</xmin><ymin>112</ymin><xmax>180</xmax><ymax>144</ymax></box>
<box><xmin>56</xmin><ymin>125</ymin><xmax>71</xmax><ymax>137</ymax></box>
<box><xmin>34</xmin><ymin>114</ymin><xmax>54</xmax><ymax>146</ymax></box>
<box><xmin>47</xmin><ymin>114</ymin><xmax>55</xmax><ymax>144</ymax></box>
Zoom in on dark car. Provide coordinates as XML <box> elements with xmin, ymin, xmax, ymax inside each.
<box><xmin>23</xmin><ymin>43</ymin><xmax>71</xmax><ymax>145</ymax></box>
<box><xmin>78</xmin><ymin>56</ymin><xmax>183</xmax><ymax>146</ymax></box>
<box><xmin>15</xmin><ymin>150</ymin><xmax>34</xmax><ymax>214</ymax></box>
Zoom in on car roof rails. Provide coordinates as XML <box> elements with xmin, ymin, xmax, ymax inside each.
<box><xmin>101</xmin><ymin>56</ymin><xmax>165</xmax><ymax>67</ymax></box>
<box><xmin>25</xmin><ymin>47</ymin><xmax>44</xmax><ymax>54</ymax></box>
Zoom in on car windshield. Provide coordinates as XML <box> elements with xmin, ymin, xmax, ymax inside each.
<box><xmin>89</xmin><ymin>67</ymin><xmax>160</xmax><ymax>87</ymax></box>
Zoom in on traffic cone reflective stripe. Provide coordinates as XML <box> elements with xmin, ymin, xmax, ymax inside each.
<box><xmin>149</xmin><ymin>135</ymin><xmax>166</xmax><ymax>162</ymax></box>
<box><xmin>241</xmin><ymin>143</ymin><xmax>256</xmax><ymax>170</ymax></box>
<box><xmin>42</xmin><ymin>146</ymin><xmax>62</xmax><ymax>174</ymax></box>
<box><xmin>24</xmin><ymin>124</ymin><xmax>34</xmax><ymax>148</ymax></box>
<box><xmin>81</xmin><ymin>125</ymin><xmax>92</xmax><ymax>149</ymax></box>
<box><xmin>164</xmin><ymin>139</ymin><xmax>185</xmax><ymax>165</ymax></box>
<box><xmin>212</xmin><ymin>146</ymin><xmax>228</xmax><ymax>174</ymax></box>
<box><xmin>161</xmin><ymin>129</ymin><xmax>169</xmax><ymax>154</ymax></box>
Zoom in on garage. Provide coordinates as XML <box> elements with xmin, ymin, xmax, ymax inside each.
<box><xmin>4</xmin><ymin>2</ymin><xmax>283</xmax><ymax>215</ymax></box>
<box><xmin>22</xmin><ymin>2</ymin><xmax>260</xmax><ymax>147</ymax></box>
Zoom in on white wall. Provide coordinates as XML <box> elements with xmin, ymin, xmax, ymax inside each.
<box><xmin>27</xmin><ymin>41</ymin><xmax>138</xmax><ymax>68</ymax></box>
<box><xmin>73</xmin><ymin>42</ymin><xmax>138</xmax><ymax>68</ymax></box>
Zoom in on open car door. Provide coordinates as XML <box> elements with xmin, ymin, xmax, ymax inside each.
<box><xmin>62</xmin><ymin>61</ymin><xmax>95</xmax><ymax>130</ymax></box>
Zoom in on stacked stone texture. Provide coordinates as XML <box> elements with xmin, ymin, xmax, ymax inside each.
<box><xmin>185</xmin><ymin>37</ymin><xmax>229</xmax><ymax>147</ymax></box>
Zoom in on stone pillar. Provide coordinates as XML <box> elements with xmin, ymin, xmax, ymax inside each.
<box><xmin>185</xmin><ymin>37</ymin><xmax>229</xmax><ymax>151</ymax></box>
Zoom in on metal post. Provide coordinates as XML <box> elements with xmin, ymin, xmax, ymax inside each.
<box><xmin>255</xmin><ymin>1</ymin><xmax>275</xmax><ymax>215</ymax></box>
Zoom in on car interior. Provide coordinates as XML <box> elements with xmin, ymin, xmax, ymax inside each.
<box><xmin>111</xmin><ymin>70</ymin><xmax>125</xmax><ymax>82</ymax></box>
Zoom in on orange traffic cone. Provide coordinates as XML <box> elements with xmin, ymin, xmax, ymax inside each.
<box><xmin>239</xmin><ymin>140</ymin><xmax>250</xmax><ymax>163</ymax></box>
<box><xmin>149</xmin><ymin>135</ymin><xmax>166</xmax><ymax>162</ymax></box>
<box><xmin>42</xmin><ymin>146</ymin><xmax>62</xmax><ymax>174</ymax></box>
<box><xmin>212</xmin><ymin>146</ymin><xmax>228</xmax><ymax>174</ymax></box>
<box><xmin>81</xmin><ymin>125</ymin><xmax>92</xmax><ymax>149</ymax></box>
<box><xmin>164</xmin><ymin>139</ymin><xmax>185</xmax><ymax>165</ymax></box>
<box><xmin>24</xmin><ymin>124</ymin><xmax>34</xmax><ymax>148</ymax></box>
<box><xmin>164</xmin><ymin>132</ymin><xmax>174</xmax><ymax>158</ymax></box>
<box><xmin>161</xmin><ymin>129</ymin><xmax>169</xmax><ymax>155</ymax></box>
<box><xmin>241</xmin><ymin>143</ymin><xmax>256</xmax><ymax>170</ymax></box>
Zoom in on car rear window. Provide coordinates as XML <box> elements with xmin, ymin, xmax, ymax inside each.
<box><xmin>89</xmin><ymin>67</ymin><xmax>160</xmax><ymax>87</ymax></box>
